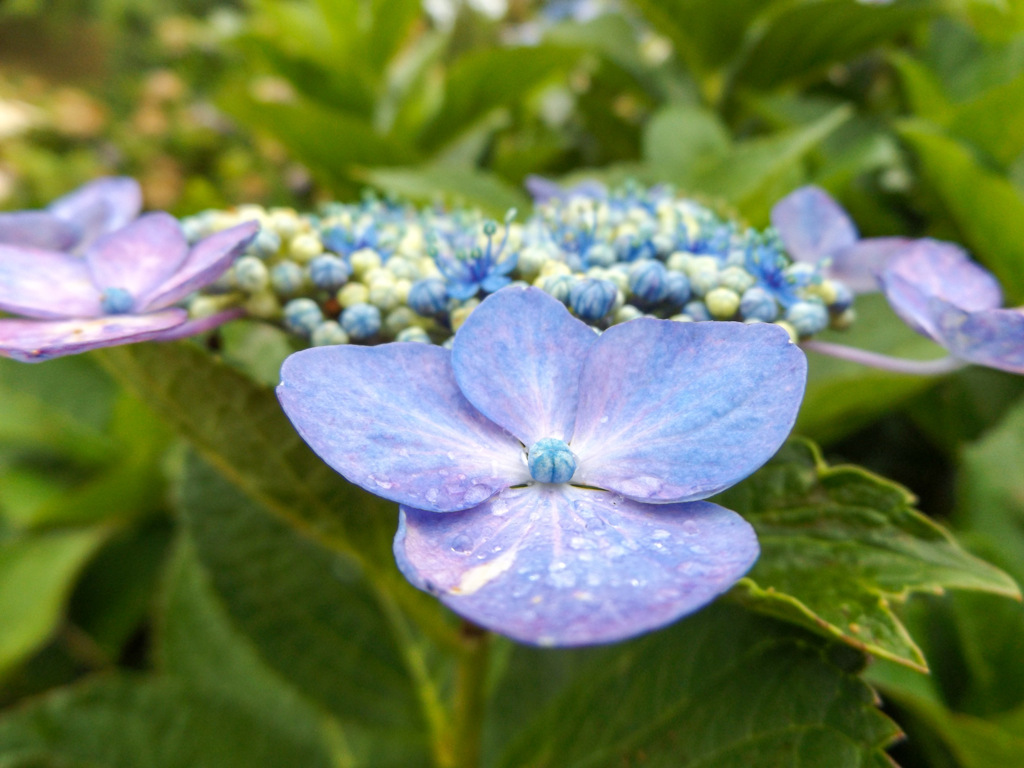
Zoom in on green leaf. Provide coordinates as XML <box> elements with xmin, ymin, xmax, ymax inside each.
<box><xmin>93</xmin><ymin>342</ymin><xmax>392</xmax><ymax>563</ymax></box>
<box><xmin>715</xmin><ymin>439</ymin><xmax>1021</xmax><ymax>671</ymax></box>
<box><xmin>690</xmin><ymin>106</ymin><xmax>850</xmax><ymax>224</ymax></box>
<box><xmin>958</xmin><ymin>397</ymin><xmax>1024</xmax><ymax>585</ymax></box>
<box><xmin>173</xmin><ymin>453</ymin><xmax>435</xmax><ymax>738</ymax></box>
<box><xmin>898</xmin><ymin>120</ymin><xmax>1024</xmax><ymax>304</ymax></box>
<box><xmin>0</xmin><ymin>355</ymin><xmax>117</xmax><ymax>463</ymax></box>
<box><xmin>217</xmin><ymin>91</ymin><xmax>418</xmax><ymax>190</ymax></box>
<box><xmin>890</xmin><ymin>52</ymin><xmax>953</xmax><ymax>124</ymax></box>
<box><xmin>359</xmin><ymin>165</ymin><xmax>529</xmax><ymax>217</ymax></box>
<box><xmin>799</xmin><ymin>292</ymin><xmax>944</xmax><ymax>443</ymax></box>
<box><xmin>418</xmin><ymin>46</ymin><xmax>580</xmax><ymax>152</ymax></box>
<box><xmin>731</xmin><ymin>0</ymin><xmax>938</xmax><ymax>90</ymax></box>
<box><xmin>947</xmin><ymin>70</ymin><xmax>1024</xmax><ymax>167</ymax></box>
<box><xmin>641</xmin><ymin>104</ymin><xmax>731</xmax><ymax>183</ymax></box>
<box><xmin>492</xmin><ymin>604</ymin><xmax>900</xmax><ymax>768</ymax></box>
<box><xmin>630</xmin><ymin>0</ymin><xmax>771</xmax><ymax>71</ymax></box>
<box><xmin>161</xmin><ymin>501</ymin><xmax>430</xmax><ymax>768</ymax></box>
<box><xmin>0</xmin><ymin>677</ymin><xmax>336</xmax><ymax>768</ymax></box>
<box><xmin>0</xmin><ymin>528</ymin><xmax>107</xmax><ymax>677</ymax></box>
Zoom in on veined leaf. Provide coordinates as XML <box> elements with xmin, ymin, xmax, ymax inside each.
<box><xmin>716</xmin><ymin>439</ymin><xmax>1021</xmax><ymax>671</ymax></box>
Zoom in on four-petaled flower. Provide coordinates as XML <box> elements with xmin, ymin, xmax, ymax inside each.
<box><xmin>0</xmin><ymin>177</ymin><xmax>142</xmax><ymax>254</ymax></box>
<box><xmin>879</xmin><ymin>240</ymin><xmax>1024</xmax><ymax>374</ymax></box>
<box><xmin>0</xmin><ymin>212</ymin><xmax>257</xmax><ymax>362</ymax></box>
<box><xmin>278</xmin><ymin>286</ymin><xmax>807</xmax><ymax>645</ymax></box>
<box><xmin>771</xmin><ymin>186</ymin><xmax>910</xmax><ymax>293</ymax></box>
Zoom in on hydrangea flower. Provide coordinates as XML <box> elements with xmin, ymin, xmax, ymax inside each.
<box><xmin>278</xmin><ymin>286</ymin><xmax>807</xmax><ymax>645</ymax></box>
<box><xmin>0</xmin><ymin>212</ymin><xmax>257</xmax><ymax>362</ymax></box>
<box><xmin>878</xmin><ymin>240</ymin><xmax>1024</xmax><ymax>374</ymax></box>
<box><xmin>0</xmin><ymin>177</ymin><xmax>142</xmax><ymax>254</ymax></box>
<box><xmin>771</xmin><ymin>186</ymin><xmax>909</xmax><ymax>293</ymax></box>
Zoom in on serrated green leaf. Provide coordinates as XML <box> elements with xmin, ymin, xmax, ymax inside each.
<box><xmin>0</xmin><ymin>528</ymin><xmax>108</xmax><ymax>677</ymax></box>
<box><xmin>359</xmin><ymin>164</ymin><xmax>529</xmax><ymax>217</ymax></box>
<box><xmin>418</xmin><ymin>46</ymin><xmax>580</xmax><ymax>152</ymax></box>
<box><xmin>691</xmin><ymin>106</ymin><xmax>850</xmax><ymax>224</ymax></box>
<box><xmin>799</xmin><ymin>292</ymin><xmax>944</xmax><ymax>443</ymax></box>
<box><xmin>492</xmin><ymin>604</ymin><xmax>900</xmax><ymax>768</ymax></box>
<box><xmin>731</xmin><ymin>0</ymin><xmax>938</xmax><ymax>90</ymax></box>
<box><xmin>0</xmin><ymin>677</ymin><xmax>336</xmax><ymax>768</ymax></box>
<box><xmin>898</xmin><ymin>120</ymin><xmax>1024</xmax><ymax>304</ymax></box>
<box><xmin>715</xmin><ymin>439</ymin><xmax>1021</xmax><ymax>671</ymax></box>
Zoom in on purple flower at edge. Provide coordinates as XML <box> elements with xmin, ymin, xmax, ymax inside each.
<box><xmin>771</xmin><ymin>185</ymin><xmax>909</xmax><ymax>293</ymax></box>
<box><xmin>0</xmin><ymin>212</ymin><xmax>258</xmax><ymax>362</ymax></box>
<box><xmin>879</xmin><ymin>240</ymin><xmax>1024</xmax><ymax>374</ymax></box>
<box><xmin>0</xmin><ymin>177</ymin><xmax>142</xmax><ymax>254</ymax></box>
<box><xmin>277</xmin><ymin>286</ymin><xmax>807</xmax><ymax>646</ymax></box>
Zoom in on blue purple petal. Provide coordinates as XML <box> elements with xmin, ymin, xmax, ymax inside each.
<box><xmin>771</xmin><ymin>186</ymin><xmax>858</xmax><ymax>264</ymax></box>
<box><xmin>395</xmin><ymin>485</ymin><xmax>758</xmax><ymax>646</ymax></box>
<box><xmin>277</xmin><ymin>343</ymin><xmax>529</xmax><ymax>513</ymax></box>
<box><xmin>84</xmin><ymin>213</ymin><xmax>189</xmax><ymax>307</ymax></box>
<box><xmin>0</xmin><ymin>309</ymin><xmax>187</xmax><ymax>362</ymax></box>
<box><xmin>47</xmin><ymin>177</ymin><xmax>142</xmax><ymax>251</ymax></box>
<box><xmin>936</xmin><ymin>304</ymin><xmax>1024</xmax><ymax>374</ymax></box>
<box><xmin>145</xmin><ymin>307</ymin><xmax>246</xmax><ymax>341</ymax></box>
<box><xmin>0</xmin><ymin>212</ymin><xmax>79</xmax><ymax>251</ymax></box>
<box><xmin>451</xmin><ymin>287</ymin><xmax>596</xmax><ymax>445</ymax></box>
<box><xmin>570</xmin><ymin>319</ymin><xmax>806</xmax><ymax>502</ymax></box>
<box><xmin>880</xmin><ymin>241</ymin><xmax>1003</xmax><ymax>341</ymax></box>
<box><xmin>830</xmin><ymin>236</ymin><xmax>909</xmax><ymax>294</ymax></box>
<box><xmin>140</xmin><ymin>221</ymin><xmax>259</xmax><ymax>310</ymax></box>
<box><xmin>0</xmin><ymin>245</ymin><xmax>102</xmax><ymax>319</ymax></box>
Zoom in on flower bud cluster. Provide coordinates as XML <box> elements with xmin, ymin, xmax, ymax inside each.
<box><xmin>180</xmin><ymin>182</ymin><xmax>854</xmax><ymax>347</ymax></box>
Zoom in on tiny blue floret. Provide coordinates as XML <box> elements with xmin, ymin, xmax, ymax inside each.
<box><xmin>284</xmin><ymin>298</ymin><xmax>324</xmax><ymax>336</ymax></box>
<box><xmin>665</xmin><ymin>271</ymin><xmax>691</xmax><ymax>307</ymax></box>
<box><xmin>786</xmin><ymin>301</ymin><xmax>829</xmax><ymax>336</ymax></box>
<box><xmin>100</xmin><ymin>287</ymin><xmax>134</xmax><ymax>315</ymax></box>
<box><xmin>740</xmin><ymin>286</ymin><xmax>779</xmax><ymax>322</ymax></box>
<box><xmin>527</xmin><ymin>437</ymin><xmax>577</xmax><ymax>484</ymax></box>
<box><xmin>270</xmin><ymin>260</ymin><xmax>305</xmax><ymax>296</ymax></box>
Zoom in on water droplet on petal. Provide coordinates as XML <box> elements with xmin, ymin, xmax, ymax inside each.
<box><xmin>450</xmin><ymin>533</ymin><xmax>473</xmax><ymax>554</ymax></box>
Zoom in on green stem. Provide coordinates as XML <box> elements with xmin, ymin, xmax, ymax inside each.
<box><xmin>450</xmin><ymin>621</ymin><xmax>491</xmax><ymax>768</ymax></box>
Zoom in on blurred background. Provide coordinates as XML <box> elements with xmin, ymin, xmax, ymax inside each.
<box><xmin>3</xmin><ymin>1</ymin><xmax>1024</xmax><ymax>766</ymax></box>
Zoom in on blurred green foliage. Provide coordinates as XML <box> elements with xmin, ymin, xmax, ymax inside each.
<box><xmin>3</xmin><ymin>1</ymin><xmax>1024</xmax><ymax>766</ymax></box>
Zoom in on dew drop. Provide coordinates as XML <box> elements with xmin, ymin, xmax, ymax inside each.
<box><xmin>450</xmin><ymin>533</ymin><xmax>473</xmax><ymax>554</ymax></box>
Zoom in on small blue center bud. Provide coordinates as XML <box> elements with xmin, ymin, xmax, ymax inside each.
<box><xmin>408</xmin><ymin>278</ymin><xmax>449</xmax><ymax>316</ymax></box>
<box><xmin>308</xmin><ymin>254</ymin><xmax>352</xmax><ymax>290</ymax></box>
<box><xmin>628</xmin><ymin>259</ymin><xmax>669</xmax><ymax>305</ymax></box>
<box><xmin>100</xmin><ymin>287</ymin><xmax>133</xmax><ymax>315</ymax></box>
<box><xmin>569</xmin><ymin>278</ymin><xmax>617</xmax><ymax>321</ymax></box>
<box><xmin>528</xmin><ymin>437</ymin><xmax>577</xmax><ymax>484</ymax></box>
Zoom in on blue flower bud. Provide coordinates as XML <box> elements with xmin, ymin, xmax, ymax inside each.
<box><xmin>397</xmin><ymin>326</ymin><xmax>431</xmax><ymax>343</ymax></box>
<box><xmin>665</xmin><ymin>271</ymin><xmax>691</xmax><ymax>306</ymax></box>
<box><xmin>739</xmin><ymin>286</ymin><xmax>779</xmax><ymax>322</ymax></box>
<box><xmin>341</xmin><ymin>302</ymin><xmax>382</xmax><ymax>340</ymax></box>
<box><xmin>569</xmin><ymin>278</ymin><xmax>617</xmax><ymax>321</ymax></box>
<box><xmin>683</xmin><ymin>300</ymin><xmax>711</xmax><ymax>322</ymax></box>
<box><xmin>233</xmin><ymin>256</ymin><xmax>269</xmax><ymax>293</ymax></box>
<box><xmin>284</xmin><ymin>298</ymin><xmax>324</xmax><ymax>336</ymax></box>
<box><xmin>538</xmin><ymin>274</ymin><xmax>574</xmax><ymax>303</ymax></box>
<box><xmin>527</xmin><ymin>437</ymin><xmax>576</xmax><ymax>484</ymax></box>
<box><xmin>786</xmin><ymin>301</ymin><xmax>829</xmax><ymax>336</ymax></box>
<box><xmin>584</xmin><ymin>243</ymin><xmax>617</xmax><ymax>267</ymax></box>
<box><xmin>270</xmin><ymin>260</ymin><xmax>304</xmax><ymax>296</ymax></box>
<box><xmin>247</xmin><ymin>228</ymin><xmax>282</xmax><ymax>260</ymax></box>
<box><xmin>311</xmin><ymin>320</ymin><xmax>349</xmax><ymax>346</ymax></box>
<box><xmin>100</xmin><ymin>287</ymin><xmax>133</xmax><ymax>315</ymax></box>
<box><xmin>829</xmin><ymin>280</ymin><xmax>854</xmax><ymax>313</ymax></box>
<box><xmin>628</xmin><ymin>259</ymin><xmax>669</xmax><ymax>304</ymax></box>
<box><xmin>408</xmin><ymin>278</ymin><xmax>449</xmax><ymax>316</ymax></box>
<box><xmin>308</xmin><ymin>254</ymin><xmax>351</xmax><ymax>290</ymax></box>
